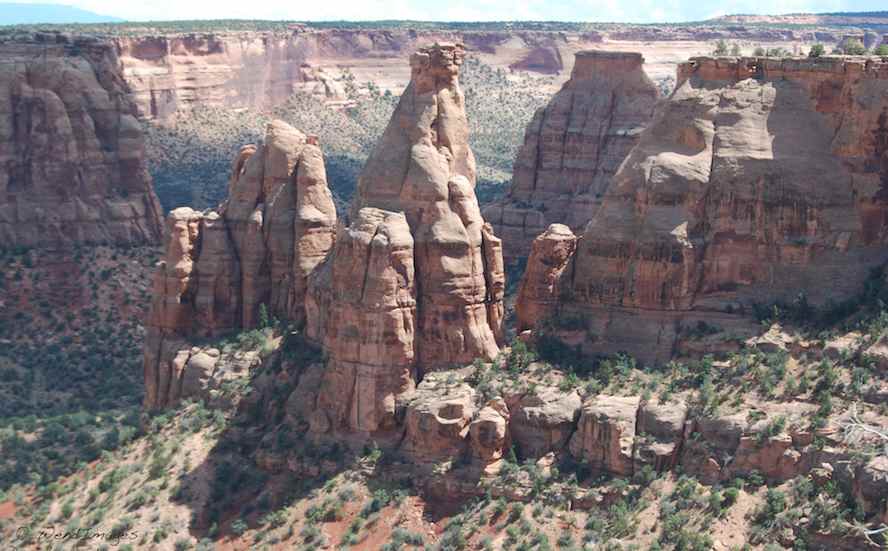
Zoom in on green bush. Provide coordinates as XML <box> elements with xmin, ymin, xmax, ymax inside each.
<box><xmin>230</xmin><ymin>519</ymin><xmax>248</xmax><ymax>535</ymax></box>
<box><xmin>841</xmin><ymin>39</ymin><xmax>867</xmax><ymax>55</ymax></box>
<box><xmin>808</xmin><ymin>44</ymin><xmax>826</xmax><ymax>58</ymax></box>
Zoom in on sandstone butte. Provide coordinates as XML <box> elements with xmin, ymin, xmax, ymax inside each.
<box><xmin>0</xmin><ymin>32</ymin><xmax>163</xmax><ymax>248</ymax></box>
<box><xmin>305</xmin><ymin>42</ymin><xmax>505</xmax><ymax>441</ymax></box>
<box><xmin>517</xmin><ymin>55</ymin><xmax>888</xmax><ymax>365</ymax></box>
<box><xmin>484</xmin><ymin>51</ymin><xmax>659</xmax><ymax>259</ymax></box>
<box><xmin>143</xmin><ymin>120</ymin><xmax>337</xmax><ymax>409</ymax></box>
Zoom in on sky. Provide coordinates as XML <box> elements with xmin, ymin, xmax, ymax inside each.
<box><xmin>14</xmin><ymin>0</ymin><xmax>888</xmax><ymax>24</ymax></box>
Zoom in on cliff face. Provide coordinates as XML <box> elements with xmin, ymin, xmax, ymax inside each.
<box><xmin>485</xmin><ymin>51</ymin><xmax>658</xmax><ymax>259</ymax></box>
<box><xmin>305</xmin><ymin>43</ymin><xmax>505</xmax><ymax>440</ymax></box>
<box><xmin>518</xmin><ymin>56</ymin><xmax>888</xmax><ymax>364</ymax></box>
<box><xmin>117</xmin><ymin>32</ymin><xmax>336</xmax><ymax>119</ymax></box>
<box><xmin>143</xmin><ymin>120</ymin><xmax>336</xmax><ymax>408</ymax></box>
<box><xmin>115</xmin><ymin>29</ymin><xmax>601</xmax><ymax>120</ymax></box>
<box><xmin>113</xmin><ymin>25</ymin><xmax>855</xmax><ymax>122</ymax></box>
<box><xmin>0</xmin><ymin>32</ymin><xmax>163</xmax><ymax>248</ymax></box>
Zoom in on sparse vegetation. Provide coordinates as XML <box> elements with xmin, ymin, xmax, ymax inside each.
<box><xmin>809</xmin><ymin>43</ymin><xmax>826</xmax><ymax>57</ymax></box>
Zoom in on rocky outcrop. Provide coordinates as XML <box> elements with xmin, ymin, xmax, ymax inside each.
<box><xmin>506</xmin><ymin>384</ymin><xmax>582</xmax><ymax>459</ymax></box>
<box><xmin>0</xmin><ymin>32</ymin><xmax>162</xmax><ymax>248</ymax></box>
<box><xmin>116</xmin><ymin>31</ymin><xmax>347</xmax><ymax>119</ymax></box>
<box><xmin>679</xmin><ymin>402</ymin><xmax>842</xmax><ymax>484</ymax></box>
<box><xmin>569</xmin><ymin>395</ymin><xmax>639</xmax><ymax>477</ymax></box>
<box><xmin>108</xmin><ymin>26</ymin><xmax>855</xmax><ymax>122</ymax></box>
<box><xmin>469</xmin><ymin>399</ymin><xmax>510</xmax><ymax>472</ymax></box>
<box><xmin>515</xmin><ymin>224</ymin><xmax>578</xmax><ymax>331</ymax></box>
<box><xmin>306</xmin><ymin>43</ymin><xmax>505</xmax><ymax>439</ymax></box>
<box><xmin>517</xmin><ymin>56</ymin><xmax>888</xmax><ymax>364</ymax></box>
<box><xmin>305</xmin><ymin>208</ymin><xmax>416</xmax><ymax>436</ymax></box>
<box><xmin>353</xmin><ymin>42</ymin><xmax>504</xmax><ymax>367</ymax></box>
<box><xmin>401</xmin><ymin>374</ymin><xmax>476</xmax><ymax>465</ymax></box>
<box><xmin>484</xmin><ymin>51</ymin><xmax>658</xmax><ymax>259</ymax></box>
<box><xmin>143</xmin><ymin>120</ymin><xmax>336</xmax><ymax>408</ymax></box>
<box><xmin>854</xmin><ymin>456</ymin><xmax>888</xmax><ymax>523</ymax></box>
<box><xmin>635</xmin><ymin>399</ymin><xmax>688</xmax><ymax>472</ymax></box>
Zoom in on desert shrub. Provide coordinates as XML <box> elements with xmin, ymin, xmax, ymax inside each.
<box><xmin>505</xmin><ymin>339</ymin><xmax>536</xmax><ymax>373</ymax></box>
<box><xmin>841</xmin><ymin>39</ymin><xmax>867</xmax><ymax>55</ymax></box>
<box><xmin>230</xmin><ymin>519</ymin><xmax>248</xmax><ymax>535</ymax></box>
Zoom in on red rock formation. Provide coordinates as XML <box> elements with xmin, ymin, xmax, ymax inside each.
<box><xmin>680</xmin><ymin>402</ymin><xmax>827</xmax><ymax>483</ymax></box>
<box><xmin>569</xmin><ymin>395</ymin><xmax>639</xmax><ymax>476</ymax></box>
<box><xmin>143</xmin><ymin>120</ymin><xmax>336</xmax><ymax>408</ymax></box>
<box><xmin>112</xmin><ymin>27</ymin><xmax>845</xmax><ymax>122</ymax></box>
<box><xmin>306</xmin><ymin>43</ymin><xmax>505</xmax><ymax>439</ymax></box>
<box><xmin>351</xmin><ymin>42</ymin><xmax>504</xmax><ymax>370</ymax></box>
<box><xmin>518</xmin><ymin>56</ymin><xmax>888</xmax><ymax>364</ymax></box>
<box><xmin>515</xmin><ymin>224</ymin><xmax>578</xmax><ymax>331</ymax></box>
<box><xmin>305</xmin><ymin>208</ymin><xmax>416</xmax><ymax>435</ymax></box>
<box><xmin>635</xmin><ymin>399</ymin><xmax>688</xmax><ymax>472</ymax></box>
<box><xmin>0</xmin><ymin>32</ymin><xmax>163</xmax><ymax>248</ymax></box>
<box><xmin>401</xmin><ymin>375</ymin><xmax>476</xmax><ymax>465</ymax></box>
<box><xmin>469</xmin><ymin>398</ymin><xmax>510</xmax><ymax>473</ymax></box>
<box><xmin>485</xmin><ymin>51</ymin><xmax>658</xmax><ymax>259</ymax></box>
<box><xmin>505</xmin><ymin>385</ymin><xmax>582</xmax><ymax>459</ymax></box>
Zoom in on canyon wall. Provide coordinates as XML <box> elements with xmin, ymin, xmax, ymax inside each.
<box><xmin>0</xmin><ymin>32</ymin><xmax>163</xmax><ymax>248</ymax></box>
<box><xmin>143</xmin><ymin>120</ymin><xmax>337</xmax><ymax>408</ymax></box>
<box><xmin>112</xmin><ymin>25</ymin><xmax>853</xmax><ymax>121</ymax></box>
<box><xmin>518</xmin><ymin>56</ymin><xmax>888</xmax><ymax>364</ymax></box>
<box><xmin>485</xmin><ymin>51</ymin><xmax>658</xmax><ymax>259</ymax></box>
<box><xmin>115</xmin><ymin>29</ymin><xmax>597</xmax><ymax>119</ymax></box>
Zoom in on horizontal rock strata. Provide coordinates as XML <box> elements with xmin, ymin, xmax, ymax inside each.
<box><xmin>518</xmin><ymin>56</ymin><xmax>888</xmax><ymax>364</ymax></box>
<box><xmin>485</xmin><ymin>51</ymin><xmax>658</xmax><ymax>259</ymax></box>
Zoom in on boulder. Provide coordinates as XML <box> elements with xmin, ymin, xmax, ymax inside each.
<box><xmin>506</xmin><ymin>385</ymin><xmax>582</xmax><ymax>459</ymax></box>
<box><xmin>861</xmin><ymin>333</ymin><xmax>888</xmax><ymax>372</ymax></box>
<box><xmin>854</xmin><ymin>456</ymin><xmax>888</xmax><ymax>519</ymax></box>
<box><xmin>470</xmin><ymin>399</ymin><xmax>510</xmax><ymax>472</ymax></box>
<box><xmin>402</xmin><ymin>374</ymin><xmax>476</xmax><ymax>465</ymax></box>
<box><xmin>635</xmin><ymin>399</ymin><xmax>688</xmax><ymax>472</ymax></box>
<box><xmin>569</xmin><ymin>395</ymin><xmax>639</xmax><ymax>476</ymax></box>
